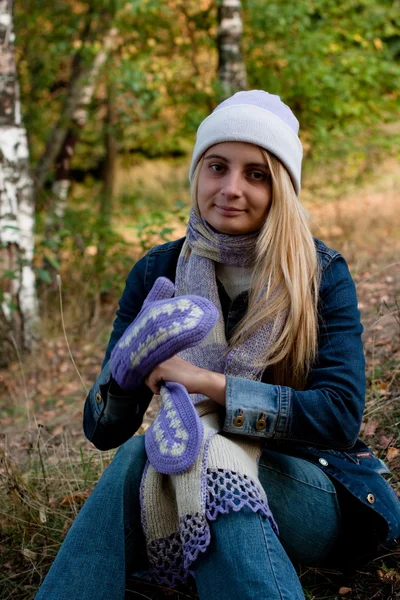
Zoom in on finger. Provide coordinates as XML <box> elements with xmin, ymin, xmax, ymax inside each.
<box><xmin>145</xmin><ymin>379</ymin><xmax>160</xmax><ymax>395</ymax></box>
<box><xmin>145</xmin><ymin>372</ymin><xmax>162</xmax><ymax>395</ymax></box>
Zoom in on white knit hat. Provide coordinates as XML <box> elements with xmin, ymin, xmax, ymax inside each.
<box><xmin>189</xmin><ymin>90</ymin><xmax>303</xmax><ymax>195</ymax></box>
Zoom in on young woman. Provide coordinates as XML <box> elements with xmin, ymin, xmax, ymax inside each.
<box><xmin>35</xmin><ymin>90</ymin><xmax>400</xmax><ymax>600</ymax></box>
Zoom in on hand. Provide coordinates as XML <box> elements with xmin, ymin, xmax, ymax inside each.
<box><xmin>145</xmin><ymin>356</ymin><xmax>227</xmax><ymax>406</ymax></box>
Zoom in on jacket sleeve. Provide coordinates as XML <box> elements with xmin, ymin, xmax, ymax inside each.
<box><xmin>223</xmin><ymin>254</ymin><xmax>366</xmax><ymax>449</ymax></box>
<box><xmin>83</xmin><ymin>254</ymin><xmax>153</xmax><ymax>450</ymax></box>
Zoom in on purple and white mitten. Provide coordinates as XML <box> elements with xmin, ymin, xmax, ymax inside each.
<box><xmin>110</xmin><ymin>277</ymin><xmax>218</xmax><ymax>389</ymax></box>
<box><xmin>145</xmin><ymin>381</ymin><xmax>204</xmax><ymax>474</ymax></box>
<box><xmin>110</xmin><ymin>277</ymin><xmax>219</xmax><ymax>474</ymax></box>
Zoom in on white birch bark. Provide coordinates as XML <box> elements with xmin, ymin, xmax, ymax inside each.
<box><xmin>0</xmin><ymin>0</ymin><xmax>39</xmax><ymax>356</ymax></box>
<box><xmin>217</xmin><ymin>0</ymin><xmax>248</xmax><ymax>99</ymax></box>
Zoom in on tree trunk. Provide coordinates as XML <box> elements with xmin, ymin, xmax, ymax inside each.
<box><xmin>217</xmin><ymin>0</ymin><xmax>247</xmax><ymax>99</ymax></box>
<box><xmin>35</xmin><ymin>24</ymin><xmax>118</xmax><ymax>195</ymax></box>
<box><xmin>0</xmin><ymin>0</ymin><xmax>39</xmax><ymax>362</ymax></box>
<box><xmin>44</xmin><ymin>27</ymin><xmax>118</xmax><ymax>256</ymax></box>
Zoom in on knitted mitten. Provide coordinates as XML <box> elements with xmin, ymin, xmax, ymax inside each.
<box><xmin>110</xmin><ymin>277</ymin><xmax>219</xmax><ymax>474</ymax></box>
<box><xmin>145</xmin><ymin>381</ymin><xmax>205</xmax><ymax>474</ymax></box>
<box><xmin>110</xmin><ymin>277</ymin><xmax>218</xmax><ymax>389</ymax></box>
<box><xmin>110</xmin><ymin>277</ymin><xmax>174</xmax><ymax>388</ymax></box>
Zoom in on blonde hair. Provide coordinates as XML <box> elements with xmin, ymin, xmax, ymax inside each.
<box><xmin>191</xmin><ymin>151</ymin><xmax>320</xmax><ymax>389</ymax></box>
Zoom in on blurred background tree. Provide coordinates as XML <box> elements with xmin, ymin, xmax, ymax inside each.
<box><xmin>0</xmin><ymin>0</ymin><xmax>39</xmax><ymax>362</ymax></box>
<box><xmin>217</xmin><ymin>0</ymin><xmax>247</xmax><ymax>98</ymax></box>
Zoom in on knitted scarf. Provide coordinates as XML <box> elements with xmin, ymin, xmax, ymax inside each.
<box><xmin>140</xmin><ymin>209</ymin><xmax>285</xmax><ymax>586</ymax></box>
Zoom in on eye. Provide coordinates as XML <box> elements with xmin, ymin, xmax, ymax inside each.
<box><xmin>249</xmin><ymin>170</ymin><xmax>269</xmax><ymax>181</ymax></box>
<box><xmin>209</xmin><ymin>163</ymin><xmax>225</xmax><ymax>173</ymax></box>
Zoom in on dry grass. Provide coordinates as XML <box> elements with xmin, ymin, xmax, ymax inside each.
<box><xmin>306</xmin><ymin>157</ymin><xmax>400</xmax><ymax>267</ymax></box>
<box><xmin>1</xmin><ymin>157</ymin><xmax>400</xmax><ymax>599</ymax></box>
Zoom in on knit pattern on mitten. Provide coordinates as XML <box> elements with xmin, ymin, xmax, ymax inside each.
<box><xmin>145</xmin><ymin>381</ymin><xmax>204</xmax><ymax>474</ymax></box>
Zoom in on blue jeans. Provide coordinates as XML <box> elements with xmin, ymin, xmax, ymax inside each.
<box><xmin>35</xmin><ymin>436</ymin><xmax>341</xmax><ymax>600</ymax></box>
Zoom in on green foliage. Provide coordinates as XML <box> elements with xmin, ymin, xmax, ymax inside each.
<box><xmin>243</xmin><ymin>0</ymin><xmax>400</xmax><ymax>173</ymax></box>
<box><xmin>134</xmin><ymin>200</ymin><xmax>188</xmax><ymax>252</ymax></box>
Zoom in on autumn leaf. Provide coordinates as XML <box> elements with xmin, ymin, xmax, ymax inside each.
<box><xmin>60</xmin><ymin>490</ymin><xmax>91</xmax><ymax>506</ymax></box>
<box><xmin>387</xmin><ymin>447</ymin><xmax>400</xmax><ymax>462</ymax></box>
<box><xmin>377</xmin><ymin>568</ymin><xmax>400</xmax><ymax>582</ymax></box>
<box><xmin>379</xmin><ymin>435</ymin><xmax>394</xmax><ymax>450</ymax></box>
<box><xmin>338</xmin><ymin>587</ymin><xmax>352</xmax><ymax>595</ymax></box>
<box><xmin>51</xmin><ymin>425</ymin><xmax>64</xmax><ymax>437</ymax></box>
<box><xmin>363</xmin><ymin>419</ymin><xmax>378</xmax><ymax>436</ymax></box>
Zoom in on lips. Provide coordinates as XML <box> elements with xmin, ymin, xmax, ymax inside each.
<box><xmin>215</xmin><ymin>205</ymin><xmax>244</xmax><ymax>215</ymax></box>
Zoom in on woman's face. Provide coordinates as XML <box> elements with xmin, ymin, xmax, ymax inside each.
<box><xmin>196</xmin><ymin>142</ymin><xmax>272</xmax><ymax>235</ymax></box>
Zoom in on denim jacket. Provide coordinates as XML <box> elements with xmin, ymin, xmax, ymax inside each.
<box><xmin>84</xmin><ymin>237</ymin><xmax>400</xmax><ymax>554</ymax></box>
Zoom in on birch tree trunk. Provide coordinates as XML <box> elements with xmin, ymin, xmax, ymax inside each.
<box><xmin>35</xmin><ymin>23</ymin><xmax>117</xmax><ymax>195</ymax></box>
<box><xmin>45</xmin><ymin>27</ymin><xmax>118</xmax><ymax>239</ymax></box>
<box><xmin>217</xmin><ymin>0</ymin><xmax>247</xmax><ymax>99</ymax></box>
<box><xmin>0</xmin><ymin>0</ymin><xmax>39</xmax><ymax>362</ymax></box>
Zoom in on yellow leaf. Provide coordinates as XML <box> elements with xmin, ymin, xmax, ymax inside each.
<box><xmin>387</xmin><ymin>447</ymin><xmax>400</xmax><ymax>462</ymax></box>
<box><xmin>61</xmin><ymin>490</ymin><xmax>90</xmax><ymax>506</ymax></box>
<box><xmin>373</xmin><ymin>38</ymin><xmax>383</xmax><ymax>51</ymax></box>
<box><xmin>72</xmin><ymin>2</ymin><xmax>88</xmax><ymax>15</ymax></box>
<box><xmin>276</xmin><ymin>58</ymin><xmax>288</xmax><ymax>68</ymax></box>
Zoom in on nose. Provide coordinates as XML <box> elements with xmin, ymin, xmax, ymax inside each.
<box><xmin>220</xmin><ymin>169</ymin><xmax>243</xmax><ymax>199</ymax></box>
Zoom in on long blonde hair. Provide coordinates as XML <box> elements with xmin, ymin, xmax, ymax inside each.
<box><xmin>191</xmin><ymin>151</ymin><xmax>320</xmax><ymax>389</ymax></box>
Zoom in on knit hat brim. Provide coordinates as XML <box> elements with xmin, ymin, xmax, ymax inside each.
<box><xmin>189</xmin><ymin>104</ymin><xmax>303</xmax><ymax>195</ymax></box>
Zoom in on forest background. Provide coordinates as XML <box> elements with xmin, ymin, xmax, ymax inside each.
<box><xmin>0</xmin><ymin>0</ymin><xmax>399</xmax><ymax>598</ymax></box>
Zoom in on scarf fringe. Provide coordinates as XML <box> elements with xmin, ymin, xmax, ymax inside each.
<box><xmin>146</xmin><ymin>468</ymin><xmax>277</xmax><ymax>587</ymax></box>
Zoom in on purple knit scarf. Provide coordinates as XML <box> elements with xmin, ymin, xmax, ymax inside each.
<box><xmin>185</xmin><ymin>208</ymin><xmax>258</xmax><ymax>267</ymax></box>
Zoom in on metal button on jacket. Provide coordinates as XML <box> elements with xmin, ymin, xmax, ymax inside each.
<box><xmin>255</xmin><ymin>418</ymin><xmax>267</xmax><ymax>431</ymax></box>
<box><xmin>96</xmin><ymin>392</ymin><xmax>102</xmax><ymax>404</ymax></box>
<box><xmin>367</xmin><ymin>493</ymin><xmax>375</xmax><ymax>504</ymax></box>
<box><xmin>319</xmin><ymin>458</ymin><xmax>329</xmax><ymax>467</ymax></box>
<box><xmin>233</xmin><ymin>413</ymin><xmax>245</xmax><ymax>427</ymax></box>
